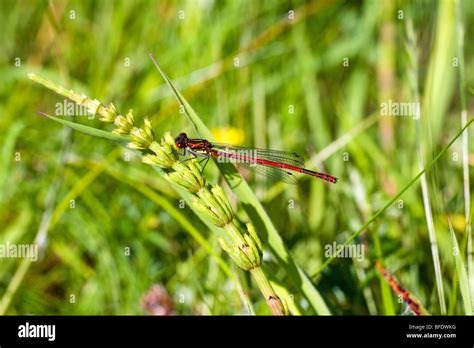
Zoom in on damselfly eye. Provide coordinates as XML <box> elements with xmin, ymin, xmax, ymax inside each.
<box><xmin>175</xmin><ymin>133</ymin><xmax>188</xmax><ymax>149</ymax></box>
<box><xmin>174</xmin><ymin>137</ymin><xmax>183</xmax><ymax>148</ymax></box>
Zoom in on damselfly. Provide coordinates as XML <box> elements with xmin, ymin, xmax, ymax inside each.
<box><xmin>174</xmin><ymin>133</ymin><xmax>338</xmax><ymax>184</ymax></box>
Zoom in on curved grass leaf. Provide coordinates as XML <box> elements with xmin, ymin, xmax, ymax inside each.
<box><xmin>38</xmin><ymin>112</ymin><xmax>129</xmax><ymax>143</ymax></box>
<box><xmin>312</xmin><ymin>118</ymin><xmax>474</xmax><ymax>278</ymax></box>
<box><xmin>449</xmin><ymin>221</ymin><xmax>473</xmax><ymax>315</ymax></box>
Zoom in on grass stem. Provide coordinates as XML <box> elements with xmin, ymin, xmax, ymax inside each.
<box><xmin>312</xmin><ymin>118</ymin><xmax>474</xmax><ymax>279</ymax></box>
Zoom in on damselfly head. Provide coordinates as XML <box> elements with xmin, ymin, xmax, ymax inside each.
<box><xmin>175</xmin><ymin>133</ymin><xmax>188</xmax><ymax>149</ymax></box>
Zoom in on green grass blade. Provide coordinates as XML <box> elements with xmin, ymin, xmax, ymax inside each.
<box><xmin>449</xmin><ymin>221</ymin><xmax>473</xmax><ymax>315</ymax></box>
<box><xmin>312</xmin><ymin>118</ymin><xmax>474</xmax><ymax>278</ymax></box>
<box><xmin>406</xmin><ymin>18</ymin><xmax>446</xmax><ymax>314</ymax></box>
<box><xmin>468</xmin><ymin>211</ymin><xmax>474</xmax><ymax>311</ymax></box>
<box><xmin>38</xmin><ymin>112</ymin><xmax>129</xmax><ymax>143</ymax></box>
<box><xmin>0</xmin><ymin>121</ymin><xmax>24</xmax><ymax>204</ymax></box>
<box><xmin>422</xmin><ymin>0</ymin><xmax>456</xmax><ymax>145</ymax></box>
<box><xmin>148</xmin><ymin>53</ymin><xmax>330</xmax><ymax>314</ymax></box>
<box><xmin>50</xmin><ymin>149</ymin><xmax>122</xmax><ymax>228</ymax></box>
<box><xmin>0</xmin><ymin>127</ymin><xmax>72</xmax><ymax>314</ymax></box>
<box><xmin>416</xmin><ymin>98</ymin><xmax>446</xmax><ymax>315</ymax></box>
<box><xmin>455</xmin><ymin>0</ymin><xmax>473</xmax><ymax>311</ymax></box>
<box><xmin>372</xmin><ymin>229</ymin><xmax>394</xmax><ymax>315</ymax></box>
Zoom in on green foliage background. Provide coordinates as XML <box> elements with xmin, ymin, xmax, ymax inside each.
<box><xmin>0</xmin><ymin>0</ymin><xmax>473</xmax><ymax>315</ymax></box>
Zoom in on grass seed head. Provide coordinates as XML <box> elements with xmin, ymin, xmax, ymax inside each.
<box><xmin>113</xmin><ymin>109</ymin><xmax>135</xmax><ymax>135</ymax></box>
<box><xmin>98</xmin><ymin>103</ymin><xmax>118</xmax><ymax>123</ymax></box>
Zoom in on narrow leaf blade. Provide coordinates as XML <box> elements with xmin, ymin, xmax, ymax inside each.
<box><xmin>449</xmin><ymin>221</ymin><xmax>473</xmax><ymax>315</ymax></box>
<box><xmin>38</xmin><ymin>112</ymin><xmax>129</xmax><ymax>143</ymax></box>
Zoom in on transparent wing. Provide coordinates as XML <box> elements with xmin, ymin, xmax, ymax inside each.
<box><xmin>239</xmin><ymin>162</ymin><xmax>298</xmax><ymax>184</ymax></box>
<box><xmin>211</xmin><ymin>143</ymin><xmax>304</xmax><ymax>166</ymax></box>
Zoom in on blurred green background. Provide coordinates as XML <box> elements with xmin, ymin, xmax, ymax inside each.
<box><xmin>0</xmin><ymin>0</ymin><xmax>473</xmax><ymax>315</ymax></box>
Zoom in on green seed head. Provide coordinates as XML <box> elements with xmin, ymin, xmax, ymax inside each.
<box><xmin>210</xmin><ymin>185</ymin><xmax>234</xmax><ymax>223</ymax></box>
<box><xmin>168</xmin><ymin>161</ymin><xmax>205</xmax><ymax>193</ymax></box>
<box><xmin>98</xmin><ymin>103</ymin><xmax>118</xmax><ymax>123</ymax></box>
<box><xmin>162</xmin><ymin>132</ymin><xmax>176</xmax><ymax>148</ymax></box>
<box><xmin>143</xmin><ymin>117</ymin><xmax>155</xmax><ymax>142</ymax></box>
<box><xmin>128</xmin><ymin>122</ymin><xmax>155</xmax><ymax>150</ymax></box>
<box><xmin>82</xmin><ymin>97</ymin><xmax>102</xmax><ymax>116</ymax></box>
<box><xmin>245</xmin><ymin>222</ymin><xmax>262</xmax><ymax>252</ymax></box>
<box><xmin>143</xmin><ymin>141</ymin><xmax>178</xmax><ymax>168</ymax></box>
<box><xmin>196</xmin><ymin>185</ymin><xmax>233</xmax><ymax>226</ymax></box>
<box><xmin>190</xmin><ymin>195</ymin><xmax>223</xmax><ymax>226</ymax></box>
<box><xmin>219</xmin><ymin>221</ymin><xmax>262</xmax><ymax>270</ymax></box>
<box><xmin>113</xmin><ymin>109</ymin><xmax>135</xmax><ymax>135</ymax></box>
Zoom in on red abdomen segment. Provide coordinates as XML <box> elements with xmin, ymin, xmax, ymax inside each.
<box><xmin>299</xmin><ymin>168</ymin><xmax>338</xmax><ymax>184</ymax></box>
<box><xmin>255</xmin><ymin>159</ymin><xmax>338</xmax><ymax>184</ymax></box>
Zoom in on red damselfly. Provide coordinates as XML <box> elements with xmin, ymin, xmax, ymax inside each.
<box><xmin>174</xmin><ymin>133</ymin><xmax>338</xmax><ymax>184</ymax></box>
